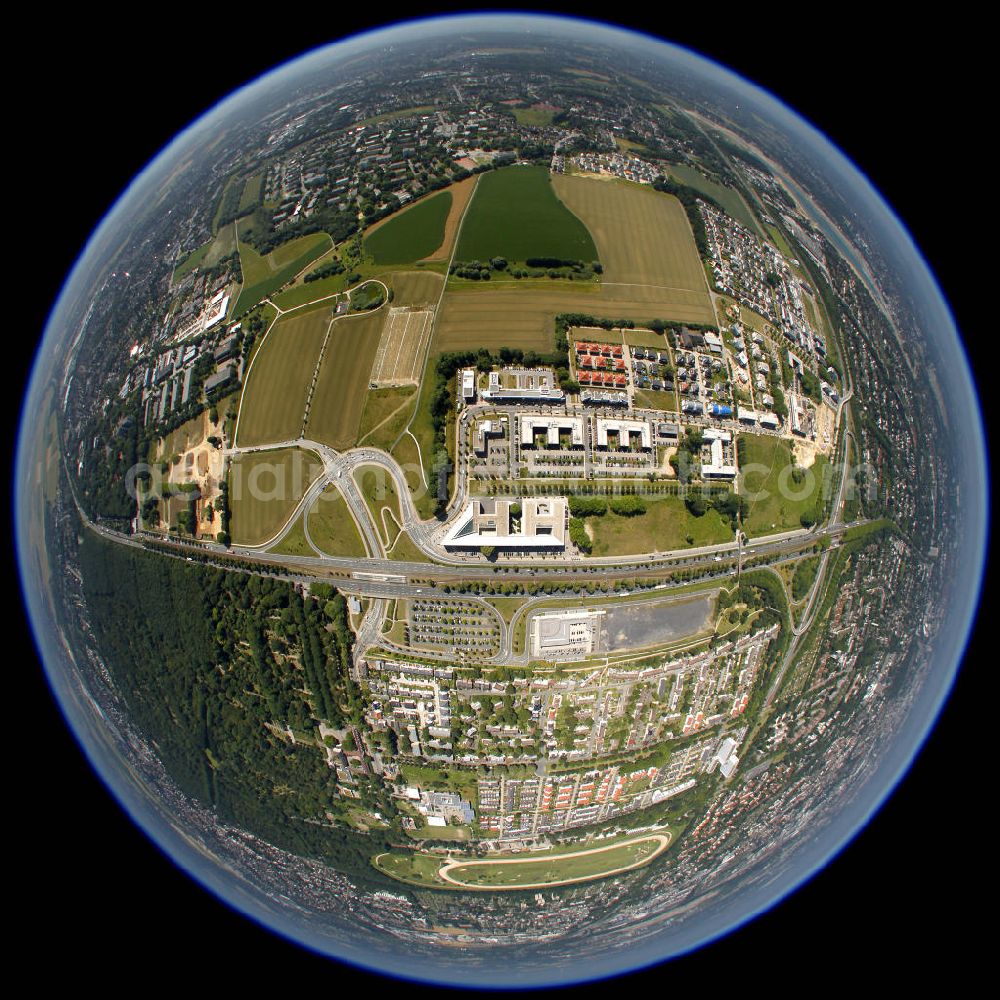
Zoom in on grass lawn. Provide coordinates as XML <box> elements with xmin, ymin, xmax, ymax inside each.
<box><xmin>585</xmin><ymin>495</ymin><xmax>732</xmax><ymax>556</ymax></box>
<box><xmin>667</xmin><ymin>163</ymin><xmax>762</xmax><ymax>235</ymax></box>
<box><xmin>305</xmin><ymin>309</ymin><xmax>385</xmax><ymax>450</ymax></box>
<box><xmin>271</xmin><ymin>274</ymin><xmax>348</xmax><ymax>311</ymax></box>
<box><xmin>239</xmin><ymin>173</ymin><xmax>263</xmax><ymax>213</ymax></box>
<box><xmin>389</xmin><ymin>432</ymin><xmax>430</xmax><ymax>511</ymax></box>
<box><xmin>738</xmin><ymin>433</ymin><xmax>830</xmax><ymax>536</ymax></box>
<box><xmin>268</xmin><ymin>512</ymin><xmax>311</xmax><ymax>556</ymax></box>
<box><xmin>173</xmin><ymin>223</ymin><xmax>238</xmax><ymax>282</ymax></box>
<box><xmin>228</xmin><ymin>447</ymin><xmax>323</xmax><ymax>545</ymax></box>
<box><xmin>354</xmin><ymin>462</ymin><xmax>402</xmax><ymax>548</ymax></box>
<box><xmin>407</xmin><ymin>356</ymin><xmax>444</xmax><ymax>492</ymax></box>
<box><xmin>511</xmin><ymin>105</ymin><xmax>557</xmax><ymax>126</ymax></box>
<box><xmin>235</xmin><ymin>308</ymin><xmax>330</xmax><ymax>446</ymax></box>
<box><xmin>456</xmin><ymin>165</ymin><xmax>597</xmax><ymax>264</ymax></box>
<box><xmin>372</xmin><ymin>850</ymin><xmax>446</xmax><ymax>887</ymax></box>
<box><xmin>624</xmin><ymin>328</ymin><xmax>671</xmax><ymax>350</ymax></box>
<box><xmin>358</xmin><ymin>385</ymin><xmax>417</xmax><ymax>447</ymax></box>
<box><xmin>364</xmin><ymin>190</ymin><xmax>452</xmax><ymax>264</ymax></box>
<box><xmin>234</xmin><ymin>232</ymin><xmax>332</xmax><ymax>315</ymax></box>
<box><xmin>387</xmin><ymin>530</ymin><xmax>425</xmax><ymax>562</ymax></box>
<box><xmin>307</xmin><ymin>484</ymin><xmax>368</xmax><ymax>557</ymax></box>
<box><xmin>634</xmin><ymin>389</ymin><xmax>678</xmax><ymax>412</ymax></box>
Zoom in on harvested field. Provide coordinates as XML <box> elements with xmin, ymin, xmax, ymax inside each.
<box><xmin>434</xmin><ymin>285</ymin><xmax>711</xmax><ymax>355</ymax></box>
<box><xmin>390</xmin><ymin>269</ymin><xmax>445</xmax><ymax>307</ymax></box>
<box><xmin>370</xmin><ymin>308</ymin><xmax>434</xmax><ymax>386</ymax></box>
<box><xmin>428</xmin><ymin>174</ymin><xmax>478</xmax><ymax>260</ymax></box>
<box><xmin>552</xmin><ymin>174</ymin><xmax>711</xmax><ymax>305</ymax></box>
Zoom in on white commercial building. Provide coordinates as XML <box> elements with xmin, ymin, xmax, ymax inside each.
<box><xmin>519</xmin><ymin>415</ymin><xmax>584</xmax><ymax>449</ymax></box>
<box><xmin>702</xmin><ymin>427</ymin><xmax>737</xmax><ymax>479</ymax></box>
<box><xmin>595</xmin><ymin>418</ymin><xmax>652</xmax><ymax>450</ymax></box>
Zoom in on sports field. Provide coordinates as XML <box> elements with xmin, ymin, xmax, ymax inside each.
<box><xmin>236</xmin><ymin>309</ymin><xmax>330</xmax><ymax>446</ymax></box>
<box><xmin>370</xmin><ymin>308</ymin><xmax>433</xmax><ymax>385</ymax></box>
<box><xmin>552</xmin><ymin>173</ymin><xmax>710</xmax><ymax>304</ymax></box>
<box><xmin>234</xmin><ymin>232</ymin><xmax>332</xmax><ymax>315</ymax></box>
<box><xmin>306</xmin><ymin>309</ymin><xmax>386</xmax><ymax>450</ymax></box>
<box><xmin>364</xmin><ymin>190</ymin><xmax>452</xmax><ymax>264</ymax></box>
<box><xmin>228</xmin><ymin>447</ymin><xmax>323</xmax><ymax>545</ymax></box>
<box><xmin>455</xmin><ymin>165</ymin><xmax>597</xmax><ymax>263</ymax></box>
<box><xmin>374</xmin><ymin>833</ymin><xmax>670</xmax><ymax>890</ymax></box>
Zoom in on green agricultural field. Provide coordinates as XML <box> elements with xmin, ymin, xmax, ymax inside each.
<box><xmin>667</xmin><ymin>163</ymin><xmax>762</xmax><ymax>235</ymax></box>
<box><xmin>307</xmin><ymin>485</ymin><xmax>368</xmax><ymax>558</ymax></box>
<box><xmin>738</xmin><ymin>433</ymin><xmax>830</xmax><ymax>536</ymax></box>
<box><xmin>228</xmin><ymin>447</ymin><xmax>323</xmax><ymax>545</ymax></box>
<box><xmin>364</xmin><ymin>191</ymin><xmax>452</xmax><ymax>264</ymax></box>
<box><xmin>236</xmin><ymin>309</ymin><xmax>330</xmax><ymax>446</ymax></box>
<box><xmin>455</xmin><ymin>165</ymin><xmax>597</xmax><ymax>263</ymax></box>
<box><xmin>585</xmin><ymin>495</ymin><xmax>733</xmax><ymax>556</ymax></box>
<box><xmin>234</xmin><ymin>232</ymin><xmax>332</xmax><ymax>315</ymax></box>
<box><xmin>305</xmin><ymin>309</ymin><xmax>385</xmax><ymax>450</ymax></box>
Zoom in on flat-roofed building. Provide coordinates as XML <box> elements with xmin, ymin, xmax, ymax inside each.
<box><xmin>595</xmin><ymin>417</ymin><xmax>652</xmax><ymax>450</ymax></box>
<box><xmin>737</xmin><ymin>406</ymin><xmax>758</xmax><ymax>425</ymax></box>
<box><xmin>473</xmin><ymin>419</ymin><xmax>504</xmax><ymax>455</ymax></box>
<box><xmin>759</xmin><ymin>412</ymin><xmax>780</xmax><ymax>429</ymax></box>
<box><xmin>580</xmin><ymin>389</ymin><xmax>629</xmax><ymax>407</ymax></box>
<box><xmin>443</xmin><ymin>497</ymin><xmax>567</xmax><ymax>550</ymax></box>
<box><xmin>482</xmin><ymin>367</ymin><xmax>565</xmax><ymax>404</ymax></box>
<box><xmin>460</xmin><ymin>367</ymin><xmax>477</xmax><ymax>402</ymax></box>
<box><xmin>519</xmin><ymin>415</ymin><xmax>584</xmax><ymax>449</ymax></box>
<box><xmin>702</xmin><ymin>427</ymin><xmax>737</xmax><ymax>479</ymax></box>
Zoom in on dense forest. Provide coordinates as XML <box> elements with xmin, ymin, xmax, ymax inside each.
<box><xmin>79</xmin><ymin>535</ymin><xmax>396</xmax><ymax>884</ymax></box>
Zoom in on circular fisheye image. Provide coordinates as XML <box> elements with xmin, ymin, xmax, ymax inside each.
<box><xmin>16</xmin><ymin>12</ymin><xmax>986</xmax><ymax>989</ymax></box>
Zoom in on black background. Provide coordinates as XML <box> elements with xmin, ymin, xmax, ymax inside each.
<box><xmin>14</xmin><ymin>5</ymin><xmax>987</xmax><ymax>991</ymax></box>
